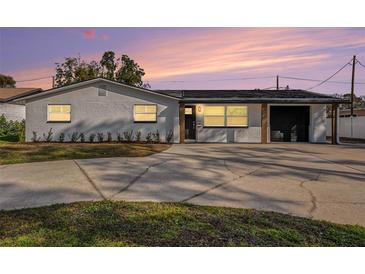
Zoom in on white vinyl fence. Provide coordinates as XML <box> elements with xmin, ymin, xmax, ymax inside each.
<box><xmin>326</xmin><ymin>116</ymin><xmax>365</xmax><ymax>139</ymax></box>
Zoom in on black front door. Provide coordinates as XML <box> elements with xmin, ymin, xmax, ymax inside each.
<box><xmin>185</xmin><ymin>106</ymin><xmax>196</xmax><ymax>140</ymax></box>
<box><xmin>270</xmin><ymin>106</ymin><xmax>310</xmax><ymax>142</ymax></box>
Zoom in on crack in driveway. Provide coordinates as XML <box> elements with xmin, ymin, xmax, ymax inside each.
<box><xmin>109</xmin><ymin>159</ymin><xmax>170</xmax><ymax>199</ymax></box>
<box><xmin>299</xmin><ymin>171</ymin><xmax>321</xmax><ymax>217</ymax></box>
<box><xmin>181</xmin><ymin>159</ymin><xmax>263</xmax><ymax>203</ymax></box>
<box><xmin>73</xmin><ymin>160</ymin><xmax>107</xmax><ymax>200</ymax></box>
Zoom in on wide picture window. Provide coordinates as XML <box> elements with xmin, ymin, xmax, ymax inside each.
<box><xmin>204</xmin><ymin>106</ymin><xmax>225</xmax><ymax>126</ymax></box>
<box><xmin>226</xmin><ymin>106</ymin><xmax>248</xmax><ymax>127</ymax></box>
<box><xmin>47</xmin><ymin>105</ymin><xmax>71</xmax><ymax>122</ymax></box>
<box><xmin>134</xmin><ymin>104</ymin><xmax>157</xmax><ymax>122</ymax></box>
<box><xmin>204</xmin><ymin>105</ymin><xmax>248</xmax><ymax>127</ymax></box>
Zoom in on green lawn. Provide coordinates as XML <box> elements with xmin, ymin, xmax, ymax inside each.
<box><xmin>0</xmin><ymin>142</ymin><xmax>170</xmax><ymax>165</ymax></box>
<box><xmin>0</xmin><ymin>201</ymin><xmax>364</xmax><ymax>247</ymax></box>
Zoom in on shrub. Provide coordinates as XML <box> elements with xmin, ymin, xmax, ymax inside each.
<box><xmin>135</xmin><ymin>131</ymin><xmax>141</xmax><ymax>142</ymax></box>
<box><xmin>0</xmin><ymin>115</ymin><xmax>25</xmax><ymax>142</ymax></box>
<box><xmin>152</xmin><ymin>130</ymin><xmax>160</xmax><ymax>143</ymax></box>
<box><xmin>107</xmin><ymin>132</ymin><xmax>112</xmax><ymax>142</ymax></box>
<box><xmin>123</xmin><ymin>130</ymin><xmax>133</xmax><ymax>142</ymax></box>
<box><xmin>31</xmin><ymin>131</ymin><xmax>40</xmax><ymax>142</ymax></box>
<box><xmin>80</xmin><ymin>133</ymin><xmax>85</xmax><ymax>142</ymax></box>
<box><xmin>146</xmin><ymin>132</ymin><xmax>152</xmax><ymax>143</ymax></box>
<box><xmin>0</xmin><ymin>135</ymin><xmax>19</xmax><ymax>142</ymax></box>
<box><xmin>116</xmin><ymin>132</ymin><xmax>123</xmax><ymax>142</ymax></box>
<box><xmin>166</xmin><ymin>130</ymin><xmax>174</xmax><ymax>144</ymax></box>
<box><xmin>69</xmin><ymin>132</ymin><xmax>80</xmax><ymax>142</ymax></box>
<box><xmin>18</xmin><ymin>123</ymin><xmax>25</xmax><ymax>142</ymax></box>
<box><xmin>97</xmin><ymin>132</ymin><xmax>104</xmax><ymax>142</ymax></box>
<box><xmin>89</xmin><ymin>133</ymin><xmax>96</xmax><ymax>143</ymax></box>
<box><xmin>42</xmin><ymin>128</ymin><xmax>53</xmax><ymax>142</ymax></box>
<box><xmin>59</xmin><ymin>133</ymin><xmax>65</xmax><ymax>142</ymax></box>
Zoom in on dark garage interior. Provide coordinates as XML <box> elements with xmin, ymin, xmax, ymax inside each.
<box><xmin>270</xmin><ymin>106</ymin><xmax>310</xmax><ymax>142</ymax></box>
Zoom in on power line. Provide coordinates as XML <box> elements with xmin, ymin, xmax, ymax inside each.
<box><xmin>356</xmin><ymin>59</ymin><xmax>365</xmax><ymax>69</ymax></box>
<box><xmin>16</xmin><ymin>76</ymin><xmax>53</xmax><ymax>82</ymax></box>
<box><xmin>145</xmin><ymin>76</ymin><xmax>275</xmax><ymax>83</ymax></box>
<box><xmin>307</xmin><ymin>60</ymin><xmax>352</xmax><ymax>90</ymax></box>
<box><xmin>13</xmin><ymin>59</ymin><xmax>365</xmax><ymax>91</ymax></box>
<box><xmin>280</xmin><ymin>75</ymin><xmax>365</xmax><ymax>85</ymax></box>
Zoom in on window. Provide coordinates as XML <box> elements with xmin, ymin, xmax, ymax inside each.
<box><xmin>185</xmin><ymin>107</ymin><xmax>193</xmax><ymax>115</ymax></box>
<box><xmin>134</xmin><ymin>104</ymin><xmax>157</xmax><ymax>122</ymax></box>
<box><xmin>226</xmin><ymin>106</ymin><xmax>248</xmax><ymax>127</ymax></box>
<box><xmin>204</xmin><ymin>106</ymin><xmax>225</xmax><ymax>126</ymax></box>
<box><xmin>47</xmin><ymin>105</ymin><xmax>71</xmax><ymax>122</ymax></box>
<box><xmin>203</xmin><ymin>105</ymin><xmax>248</xmax><ymax>127</ymax></box>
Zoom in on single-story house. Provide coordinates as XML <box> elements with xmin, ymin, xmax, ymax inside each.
<box><xmin>0</xmin><ymin>88</ymin><xmax>43</xmax><ymax>121</ymax></box>
<box><xmin>13</xmin><ymin>78</ymin><xmax>346</xmax><ymax>144</ymax></box>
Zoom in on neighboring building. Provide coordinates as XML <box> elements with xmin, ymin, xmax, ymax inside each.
<box><xmin>339</xmin><ymin>108</ymin><xmax>365</xmax><ymax>117</ymax></box>
<box><xmin>0</xmin><ymin>88</ymin><xmax>43</xmax><ymax>121</ymax></box>
<box><xmin>13</xmin><ymin>78</ymin><xmax>345</xmax><ymax>143</ymax></box>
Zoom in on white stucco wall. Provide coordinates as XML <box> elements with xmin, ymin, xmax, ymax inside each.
<box><xmin>192</xmin><ymin>103</ymin><xmax>262</xmax><ymax>143</ymax></box>
<box><xmin>25</xmin><ymin>82</ymin><xmax>180</xmax><ymax>142</ymax></box>
<box><xmin>0</xmin><ymin>103</ymin><xmax>25</xmax><ymax>121</ymax></box>
<box><xmin>25</xmin><ymin>83</ymin><xmax>329</xmax><ymax>144</ymax></box>
<box><xmin>309</xmin><ymin>104</ymin><xmax>327</xmax><ymax>143</ymax></box>
<box><xmin>186</xmin><ymin>103</ymin><xmax>327</xmax><ymax>143</ymax></box>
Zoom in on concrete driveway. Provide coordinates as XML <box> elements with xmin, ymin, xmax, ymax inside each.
<box><xmin>1</xmin><ymin>143</ymin><xmax>365</xmax><ymax>226</ymax></box>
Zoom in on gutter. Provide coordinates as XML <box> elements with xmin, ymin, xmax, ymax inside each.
<box><xmin>180</xmin><ymin>98</ymin><xmax>349</xmax><ymax>104</ymax></box>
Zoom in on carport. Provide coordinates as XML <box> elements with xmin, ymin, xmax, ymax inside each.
<box><xmin>270</xmin><ymin>106</ymin><xmax>310</xmax><ymax>142</ymax></box>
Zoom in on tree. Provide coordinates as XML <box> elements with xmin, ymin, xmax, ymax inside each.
<box><xmin>343</xmin><ymin>93</ymin><xmax>365</xmax><ymax>109</ymax></box>
<box><xmin>54</xmin><ymin>51</ymin><xmax>148</xmax><ymax>88</ymax></box>
<box><xmin>115</xmin><ymin>55</ymin><xmax>147</xmax><ymax>87</ymax></box>
<box><xmin>100</xmin><ymin>51</ymin><xmax>117</xmax><ymax>80</ymax></box>
<box><xmin>0</xmin><ymin>74</ymin><xmax>16</xmax><ymax>88</ymax></box>
<box><xmin>55</xmin><ymin>57</ymin><xmax>102</xmax><ymax>87</ymax></box>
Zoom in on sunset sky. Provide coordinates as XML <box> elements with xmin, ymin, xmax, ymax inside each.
<box><xmin>1</xmin><ymin>27</ymin><xmax>365</xmax><ymax>95</ymax></box>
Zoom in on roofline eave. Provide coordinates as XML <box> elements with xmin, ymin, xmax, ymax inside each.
<box><xmin>12</xmin><ymin>78</ymin><xmax>179</xmax><ymax>102</ymax></box>
<box><xmin>180</xmin><ymin>98</ymin><xmax>349</xmax><ymax>104</ymax></box>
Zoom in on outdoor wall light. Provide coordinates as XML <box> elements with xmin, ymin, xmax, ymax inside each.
<box><xmin>197</xmin><ymin>105</ymin><xmax>202</xmax><ymax>113</ymax></box>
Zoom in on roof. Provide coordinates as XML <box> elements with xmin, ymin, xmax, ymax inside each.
<box><xmin>14</xmin><ymin>78</ymin><xmax>179</xmax><ymax>102</ymax></box>
<box><xmin>155</xmin><ymin>89</ymin><xmax>348</xmax><ymax>104</ymax></box>
<box><xmin>0</xmin><ymin>88</ymin><xmax>43</xmax><ymax>102</ymax></box>
<box><xmin>11</xmin><ymin>77</ymin><xmax>348</xmax><ymax>104</ymax></box>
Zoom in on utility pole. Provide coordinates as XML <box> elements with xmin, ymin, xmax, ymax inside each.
<box><xmin>52</xmin><ymin>76</ymin><xmax>55</xmax><ymax>88</ymax></box>
<box><xmin>350</xmin><ymin>55</ymin><xmax>356</xmax><ymax>117</ymax></box>
<box><xmin>276</xmin><ymin>75</ymin><xmax>279</xmax><ymax>90</ymax></box>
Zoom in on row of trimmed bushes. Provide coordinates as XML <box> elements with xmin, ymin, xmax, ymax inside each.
<box><xmin>0</xmin><ymin>114</ymin><xmax>25</xmax><ymax>142</ymax></box>
<box><xmin>31</xmin><ymin>128</ymin><xmax>174</xmax><ymax>143</ymax></box>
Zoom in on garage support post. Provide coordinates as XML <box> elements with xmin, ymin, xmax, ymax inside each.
<box><xmin>331</xmin><ymin>103</ymin><xmax>338</xmax><ymax>145</ymax></box>
<box><xmin>179</xmin><ymin>102</ymin><xmax>185</xmax><ymax>144</ymax></box>
<box><xmin>261</xmin><ymin>103</ymin><xmax>268</xmax><ymax>144</ymax></box>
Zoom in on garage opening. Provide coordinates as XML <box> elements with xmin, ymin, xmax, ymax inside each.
<box><xmin>270</xmin><ymin>106</ymin><xmax>309</xmax><ymax>142</ymax></box>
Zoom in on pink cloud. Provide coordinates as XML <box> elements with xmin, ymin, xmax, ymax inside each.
<box><xmin>83</xmin><ymin>29</ymin><xmax>96</xmax><ymax>39</ymax></box>
<box><xmin>100</xmin><ymin>34</ymin><xmax>110</xmax><ymax>41</ymax></box>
